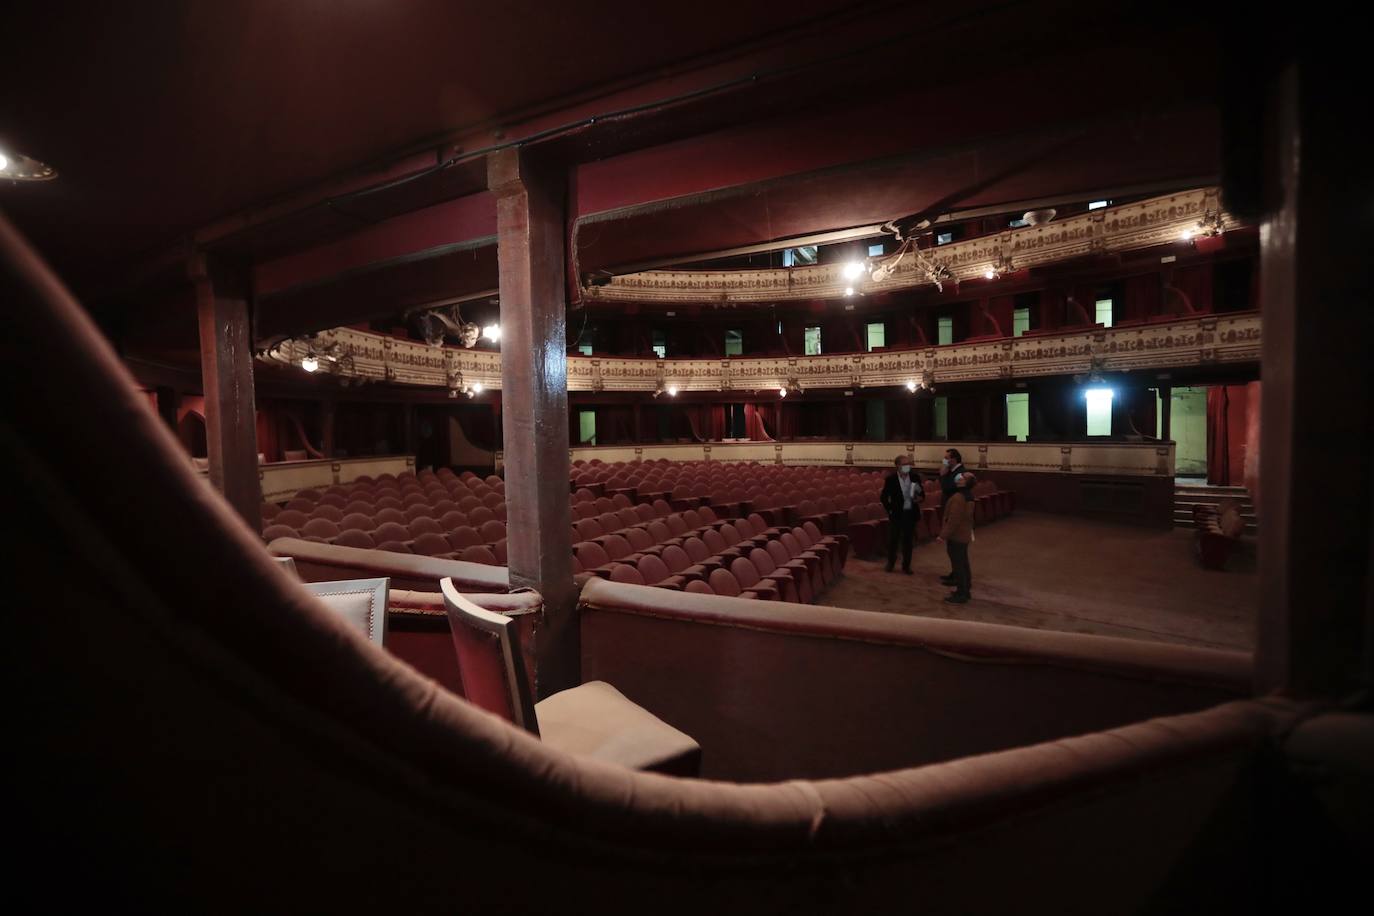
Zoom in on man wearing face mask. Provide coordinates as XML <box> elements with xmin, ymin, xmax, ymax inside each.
<box><xmin>880</xmin><ymin>453</ymin><xmax>922</xmax><ymax>574</ymax></box>
<box><xmin>937</xmin><ymin>471</ymin><xmax>976</xmax><ymax>603</ymax></box>
<box><xmin>938</xmin><ymin>448</ymin><xmax>967</xmax><ymax>586</ymax></box>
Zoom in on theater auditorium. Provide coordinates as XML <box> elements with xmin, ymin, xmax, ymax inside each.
<box><xmin>2</xmin><ymin>3</ymin><xmax>1369</xmax><ymax>912</ymax></box>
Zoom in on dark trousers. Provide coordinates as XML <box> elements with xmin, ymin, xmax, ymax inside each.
<box><xmin>946</xmin><ymin>540</ymin><xmax>972</xmax><ymax>596</ymax></box>
<box><xmin>887</xmin><ymin>508</ymin><xmax>917</xmax><ymax>570</ymax></box>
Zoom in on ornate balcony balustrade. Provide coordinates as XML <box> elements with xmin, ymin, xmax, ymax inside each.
<box><xmin>263</xmin><ymin>310</ymin><xmax>1261</xmax><ymax>394</ymax></box>
<box><xmin>581</xmin><ymin>188</ymin><xmax>1236</xmax><ymax>304</ymax></box>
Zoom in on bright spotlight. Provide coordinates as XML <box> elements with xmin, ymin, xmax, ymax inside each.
<box><xmin>300</xmin><ymin>356</ymin><xmax>319</xmax><ymax>373</ymax></box>
<box><xmin>905</xmin><ymin>380</ymin><xmax>917</xmax><ymax>392</ymax></box>
<box><xmin>470</xmin><ymin>382</ymin><xmax>484</xmax><ymax>395</ymax></box>
<box><xmin>0</xmin><ymin>152</ymin><xmax>8</xmax><ymax>172</ymax></box>
<box><xmin>778</xmin><ymin>387</ymin><xmax>788</xmax><ymax>398</ymax></box>
<box><xmin>842</xmin><ymin>261</ymin><xmax>865</xmax><ymax>281</ymax></box>
<box><xmin>983</xmin><ymin>267</ymin><xmax>997</xmax><ymax>280</ymax></box>
<box><xmin>482</xmin><ymin>324</ymin><xmax>501</xmax><ymax>342</ymax></box>
<box><xmin>1180</xmin><ymin>228</ymin><xmax>1194</xmax><ymax>241</ymax></box>
<box><xmin>666</xmin><ymin>385</ymin><xmax>679</xmax><ymax>397</ymax></box>
<box><xmin>844</xmin><ymin>286</ymin><xmax>855</xmax><ymax>297</ymax></box>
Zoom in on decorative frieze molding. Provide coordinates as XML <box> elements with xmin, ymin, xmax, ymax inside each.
<box><xmin>558</xmin><ymin>440</ymin><xmax>1175</xmax><ymax>478</ymax></box>
<box><xmin>581</xmin><ymin>188</ymin><xmax>1237</xmax><ymax>304</ymax></box>
<box><xmin>263</xmin><ymin>311</ymin><xmax>1260</xmax><ymax>393</ymax></box>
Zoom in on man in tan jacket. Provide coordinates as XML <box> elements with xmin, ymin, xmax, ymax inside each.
<box><xmin>937</xmin><ymin>471</ymin><xmax>975</xmax><ymax>604</ymax></box>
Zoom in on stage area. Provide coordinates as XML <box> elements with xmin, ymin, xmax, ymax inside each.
<box><xmin>821</xmin><ymin>513</ymin><xmax>1256</xmax><ymax>652</ymax></box>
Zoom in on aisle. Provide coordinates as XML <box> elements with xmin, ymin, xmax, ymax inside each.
<box><xmin>819</xmin><ymin>512</ymin><xmax>1256</xmax><ymax>652</ymax></box>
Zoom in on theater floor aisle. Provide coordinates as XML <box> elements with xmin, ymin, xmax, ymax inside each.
<box><xmin>820</xmin><ymin>513</ymin><xmax>1256</xmax><ymax>652</ymax></box>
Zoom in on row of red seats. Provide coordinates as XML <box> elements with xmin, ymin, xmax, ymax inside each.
<box><xmin>578</xmin><ymin>514</ymin><xmax>848</xmax><ymax>603</ymax></box>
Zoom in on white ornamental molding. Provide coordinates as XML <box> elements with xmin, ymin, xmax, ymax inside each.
<box><xmin>261</xmin><ymin>312</ymin><xmax>1260</xmax><ymax>393</ymax></box>
<box><xmin>582</xmin><ymin>188</ymin><xmax>1238</xmax><ymax>304</ymax></box>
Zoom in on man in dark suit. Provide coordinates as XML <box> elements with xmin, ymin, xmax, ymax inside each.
<box><xmin>880</xmin><ymin>453</ymin><xmax>922</xmax><ymax>574</ymax></box>
<box><xmin>938</xmin><ymin>448</ymin><xmax>967</xmax><ymax>587</ymax></box>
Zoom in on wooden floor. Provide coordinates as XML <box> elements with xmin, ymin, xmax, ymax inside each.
<box><xmin>820</xmin><ymin>512</ymin><xmax>1257</xmax><ymax>652</ymax></box>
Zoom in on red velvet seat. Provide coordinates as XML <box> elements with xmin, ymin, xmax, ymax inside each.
<box><xmin>468</xmin><ymin>506</ymin><xmax>495</xmax><ymax>525</ymax></box>
<box><xmin>333</xmin><ymin>528</ymin><xmax>376</xmax><ymax>550</ymax></box>
<box><xmin>373</xmin><ymin>521</ymin><xmax>411</xmax><ymax>543</ymax></box>
<box><xmin>409</xmin><ymin>516</ymin><xmax>443</xmax><ymax>537</ymax></box>
<box><xmin>302</xmin><ymin>517</ymin><xmax>341</xmax><ymax>541</ymax></box>
<box><xmin>275</xmin><ymin>509</ymin><xmax>309</xmax><ymax>529</ymax></box>
<box><xmin>447</xmin><ymin>526</ymin><xmax>483</xmax><ymax>550</ymax></box>
<box><xmin>412</xmin><ymin>532</ymin><xmax>455</xmax><ymax>557</ymax></box>
<box><xmin>459</xmin><ymin>545</ymin><xmax>498</xmax><ymax>565</ymax></box>
<box><xmin>262</xmin><ymin>523</ymin><xmax>299</xmax><ymax>542</ymax></box>
<box><xmin>309</xmin><ymin>504</ymin><xmax>344</xmax><ymax>523</ymax></box>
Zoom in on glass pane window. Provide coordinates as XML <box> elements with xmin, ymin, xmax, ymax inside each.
<box><xmin>937</xmin><ymin>317</ymin><xmax>953</xmax><ymax>346</ymax></box>
<box><xmin>1013</xmin><ymin>307</ymin><xmax>1030</xmax><ymax>337</ymax></box>
<box><xmin>578</xmin><ymin>410</ymin><xmax>597</xmax><ymax>444</ymax></box>
<box><xmin>1006</xmin><ymin>392</ymin><xmax>1029</xmax><ymax>442</ymax></box>
<box><xmin>866</xmin><ymin>322</ymin><xmax>885</xmax><ymax>351</ymax></box>
<box><xmin>1095</xmin><ymin>298</ymin><xmax>1114</xmax><ymax>328</ymax></box>
<box><xmin>725</xmin><ymin>329</ymin><xmax>743</xmax><ymax>357</ymax></box>
<box><xmin>804</xmin><ymin>326</ymin><xmax>822</xmax><ymax>355</ymax></box>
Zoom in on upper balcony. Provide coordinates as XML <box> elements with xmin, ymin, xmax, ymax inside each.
<box><xmin>264</xmin><ymin>309</ymin><xmax>1260</xmax><ymax>394</ymax></box>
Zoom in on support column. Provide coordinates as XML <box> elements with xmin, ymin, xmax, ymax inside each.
<box><xmin>190</xmin><ymin>254</ymin><xmax>261</xmax><ymax>529</ymax></box>
<box><xmin>1159</xmin><ymin>385</ymin><xmax>1172</xmax><ymax>442</ymax></box>
<box><xmin>489</xmin><ymin>147</ymin><xmax>577</xmax><ymax>696</ymax></box>
<box><xmin>320</xmin><ymin>400</ymin><xmax>336</xmax><ymax>459</ymax></box>
<box><xmin>1255</xmin><ymin>60</ymin><xmax>1372</xmax><ymax>696</ymax></box>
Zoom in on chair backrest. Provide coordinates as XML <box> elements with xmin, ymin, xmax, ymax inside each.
<box><xmin>302</xmin><ymin>577</ymin><xmax>389</xmax><ymax>646</ymax></box>
<box><xmin>439</xmin><ymin>579</ymin><xmax>538</xmax><ymax>734</ymax></box>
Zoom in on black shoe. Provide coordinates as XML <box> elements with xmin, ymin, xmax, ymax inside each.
<box><xmin>944</xmin><ymin>592</ymin><xmax>969</xmax><ymax>604</ymax></box>
<box><xmin>939</xmin><ymin>575</ymin><xmax>958</xmax><ymax>585</ymax></box>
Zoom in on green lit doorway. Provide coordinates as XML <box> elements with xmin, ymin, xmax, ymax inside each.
<box><xmin>1157</xmin><ymin>387</ymin><xmax>1207</xmax><ymax>477</ymax></box>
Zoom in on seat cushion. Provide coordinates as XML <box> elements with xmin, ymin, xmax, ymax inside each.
<box><xmin>535</xmin><ymin>680</ymin><xmax>701</xmax><ymax>776</ymax></box>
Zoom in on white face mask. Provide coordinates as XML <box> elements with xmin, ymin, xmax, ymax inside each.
<box><xmin>898</xmin><ymin>465</ymin><xmax>911</xmax><ymax>475</ymax></box>
<box><xmin>941</xmin><ymin>458</ymin><xmax>950</xmax><ymax>468</ymax></box>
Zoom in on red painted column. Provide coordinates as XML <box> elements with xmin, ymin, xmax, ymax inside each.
<box><xmin>190</xmin><ymin>254</ymin><xmax>262</xmax><ymax>530</ymax></box>
<box><xmin>488</xmin><ymin>148</ymin><xmax>578</xmax><ymax>696</ymax></box>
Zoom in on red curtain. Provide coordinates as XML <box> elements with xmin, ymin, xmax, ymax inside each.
<box><xmin>744</xmin><ymin>403</ymin><xmax>773</xmax><ymax>441</ymax></box>
<box><xmin>683</xmin><ymin>405</ymin><xmax>726</xmax><ymax>442</ymax></box>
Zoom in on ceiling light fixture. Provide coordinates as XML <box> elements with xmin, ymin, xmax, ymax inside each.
<box><xmin>0</xmin><ymin>147</ymin><xmax>58</xmax><ymax>182</ymax></box>
<box><xmin>905</xmin><ymin>380</ymin><xmax>917</xmax><ymax>393</ymax></box>
<box><xmin>300</xmin><ymin>356</ymin><xmax>319</xmax><ymax>373</ymax></box>
<box><xmin>844</xmin><ymin>286</ymin><xmax>855</xmax><ymax>297</ymax></box>
<box><xmin>482</xmin><ymin>323</ymin><xmax>502</xmax><ymax>342</ymax></box>
<box><xmin>842</xmin><ymin>261</ymin><xmax>865</xmax><ymax>281</ymax></box>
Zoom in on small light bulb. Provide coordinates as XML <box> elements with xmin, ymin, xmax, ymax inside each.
<box><xmin>906</xmin><ymin>380</ymin><xmax>917</xmax><ymax>392</ymax></box>
<box><xmin>1180</xmin><ymin>229</ymin><xmax>1194</xmax><ymax>240</ymax></box>
<box><xmin>471</xmin><ymin>382</ymin><xmax>484</xmax><ymax>394</ymax></box>
<box><xmin>667</xmin><ymin>385</ymin><xmax>678</xmax><ymax>397</ymax></box>
<box><xmin>779</xmin><ymin>387</ymin><xmax>788</xmax><ymax>397</ymax></box>
<box><xmin>300</xmin><ymin>356</ymin><xmax>319</xmax><ymax>373</ymax></box>
<box><xmin>482</xmin><ymin>324</ymin><xmax>501</xmax><ymax>341</ymax></box>
<box><xmin>842</xmin><ymin>261</ymin><xmax>865</xmax><ymax>281</ymax></box>
<box><xmin>0</xmin><ymin>152</ymin><xmax>9</xmax><ymax>172</ymax></box>
<box><xmin>844</xmin><ymin>286</ymin><xmax>854</xmax><ymax>297</ymax></box>
<box><xmin>984</xmin><ymin>267</ymin><xmax>997</xmax><ymax>280</ymax></box>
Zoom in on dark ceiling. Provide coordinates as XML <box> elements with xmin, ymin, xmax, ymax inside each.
<box><xmin>0</xmin><ymin>0</ymin><xmax>878</xmax><ymax>280</ymax></box>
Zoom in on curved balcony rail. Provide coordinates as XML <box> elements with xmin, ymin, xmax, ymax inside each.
<box><xmin>582</xmin><ymin>188</ymin><xmax>1237</xmax><ymax>304</ymax></box>
<box><xmin>263</xmin><ymin>310</ymin><xmax>1261</xmax><ymax>395</ymax></box>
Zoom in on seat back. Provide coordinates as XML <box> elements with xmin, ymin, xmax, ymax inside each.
<box><xmin>439</xmin><ymin>580</ymin><xmax>538</xmax><ymax>734</ymax></box>
<box><xmin>302</xmin><ymin>577</ymin><xmax>390</xmax><ymax>646</ymax></box>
